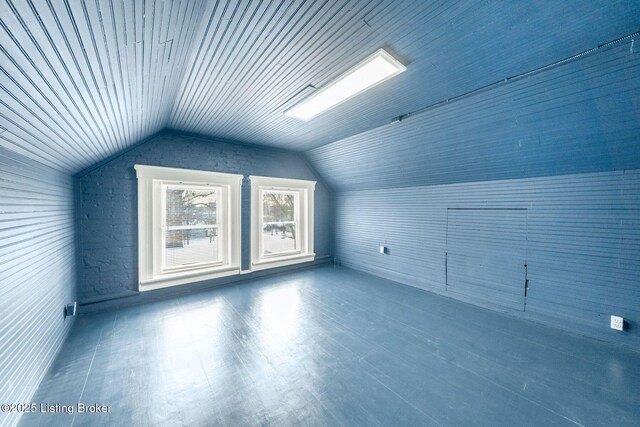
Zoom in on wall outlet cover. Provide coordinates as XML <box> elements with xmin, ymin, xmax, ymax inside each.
<box><xmin>65</xmin><ymin>302</ymin><xmax>77</xmax><ymax>318</ymax></box>
<box><xmin>610</xmin><ymin>315</ymin><xmax>624</xmax><ymax>331</ymax></box>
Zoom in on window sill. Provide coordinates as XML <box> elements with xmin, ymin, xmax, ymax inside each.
<box><xmin>139</xmin><ymin>265</ymin><xmax>240</xmax><ymax>292</ymax></box>
<box><xmin>251</xmin><ymin>253</ymin><xmax>316</xmax><ymax>271</ymax></box>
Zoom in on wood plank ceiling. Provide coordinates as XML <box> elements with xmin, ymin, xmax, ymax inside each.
<box><xmin>1</xmin><ymin>0</ymin><xmax>638</xmax><ymax>174</ymax></box>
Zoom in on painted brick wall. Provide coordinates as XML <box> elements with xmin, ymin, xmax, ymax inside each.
<box><xmin>76</xmin><ymin>131</ymin><xmax>332</xmax><ymax>305</ymax></box>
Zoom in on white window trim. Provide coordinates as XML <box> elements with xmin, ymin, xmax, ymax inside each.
<box><xmin>135</xmin><ymin>165</ymin><xmax>242</xmax><ymax>291</ymax></box>
<box><xmin>250</xmin><ymin>175</ymin><xmax>316</xmax><ymax>271</ymax></box>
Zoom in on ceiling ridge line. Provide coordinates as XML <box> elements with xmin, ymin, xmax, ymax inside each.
<box><xmin>63</xmin><ymin>0</ymin><xmax>124</xmax><ymax>153</ymax></box>
<box><xmin>214</xmin><ymin>0</ymin><xmax>445</xmax><ymax>137</ymax></box>
<box><xmin>152</xmin><ymin>3</ymin><xmax>202</xmax><ymax>129</ymax></box>
<box><xmin>180</xmin><ymin>0</ymin><xmax>314</xmax><ymax>129</ymax></box>
<box><xmin>86</xmin><ymin>0</ymin><xmax>128</xmax><ymax>152</ymax></box>
<box><xmin>139</xmin><ymin>0</ymin><xmax>162</xmax><ymax>142</ymax></box>
<box><xmin>105</xmin><ymin>0</ymin><xmax>135</xmax><ymax>149</ymax></box>
<box><xmin>161</xmin><ymin>1</ymin><xmax>208</xmax><ymax>128</ymax></box>
<box><xmin>148</xmin><ymin>1</ymin><xmax>179</xmax><ymax>134</ymax></box>
<box><xmin>199</xmin><ymin>0</ymin><xmax>384</xmax><ymax>132</ymax></box>
<box><xmin>168</xmin><ymin>0</ymin><xmax>224</xmax><ymax>122</ymax></box>
<box><xmin>170</xmin><ymin>0</ymin><xmax>233</xmax><ymax>124</ymax></box>
<box><xmin>221</xmin><ymin>0</ymin><xmax>461</xmax><ymax>132</ymax></box>
<box><xmin>177</xmin><ymin>0</ymin><xmax>268</xmax><ymax>130</ymax></box>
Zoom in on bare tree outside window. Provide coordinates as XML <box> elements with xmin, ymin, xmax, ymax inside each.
<box><xmin>164</xmin><ymin>187</ymin><xmax>219</xmax><ymax>268</ymax></box>
<box><xmin>262</xmin><ymin>192</ymin><xmax>297</xmax><ymax>254</ymax></box>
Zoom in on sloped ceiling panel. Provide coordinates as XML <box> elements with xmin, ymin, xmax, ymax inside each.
<box><xmin>0</xmin><ymin>0</ymin><xmax>638</xmax><ymax>174</ymax></box>
<box><xmin>0</xmin><ymin>0</ymin><xmax>206</xmax><ymax>173</ymax></box>
<box><xmin>306</xmin><ymin>40</ymin><xmax>640</xmax><ymax>192</ymax></box>
<box><xmin>169</xmin><ymin>0</ymin><xmax>640</xmax><ymax>150</ymax></box>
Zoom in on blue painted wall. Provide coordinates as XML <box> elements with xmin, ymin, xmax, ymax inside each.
<box><xmin>331</xmin><ymin>171</ymin><xmax>639</xmax><ymax>349</ymax></box>
<box><xmin>306</xmin><ymin>40</ymin><xmax>640</xmax><ymax>349</ymax></box>
<box><xmin>0</xmin><ymin>147</ymin><xmax>76</xmax><ymax>427</ymax></box>
<box><xmin>76</xmin><ymin>130</ymin><xmax>332</xmax><ymax>307</ymax></box>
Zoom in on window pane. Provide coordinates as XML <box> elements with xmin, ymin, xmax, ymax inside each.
<box><xmin>166</xmin><ymin>188</ymin><xmax>216</xmax><ymax>227</ymax></box>
<box><xmin>263</xmin><ymin>192</ymin><xmax>295</xmax><ymax>223</ymax></box>
<box><xmin>165</xmin><ymin>229</ymin><xmax>218</xmax><ymax>268</ymax></box>
<box><xmin>263</xmin><ymin>224</ymin><xmax>296</xmax><ymax>255</ymax></box>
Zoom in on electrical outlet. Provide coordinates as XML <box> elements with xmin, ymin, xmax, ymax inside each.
<box><xmin>379</xmin><ymin>245</ymin><xmax>387</xmax><ymax>254</ymax></box>
<box><xmin>64</xmin><ymin>302</ymin><xmax>77</xmax><ymax>319</ymax></box>
<box><xmin>610</xmin><ymin>315</ymin><xmax>624</xmax><ymax>331</ymax></box>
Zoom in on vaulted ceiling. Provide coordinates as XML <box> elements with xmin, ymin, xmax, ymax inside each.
<box><xmin>1</xmin><ymin>0</ymin><xmax>638</xmax><ymax>174</ymax></box>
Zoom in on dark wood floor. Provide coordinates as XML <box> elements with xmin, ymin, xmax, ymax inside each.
<box><xmin>21</xmin><ymin>266</ymin><xmax>640</xmax><ymax>426</ymax></box>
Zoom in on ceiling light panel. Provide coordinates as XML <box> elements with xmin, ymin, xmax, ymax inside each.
<box><xmin>285</xmin><ymin>49</ymin><xmax>406</xmax><ymax>121</ymax></box>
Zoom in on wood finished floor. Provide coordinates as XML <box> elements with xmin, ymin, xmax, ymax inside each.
<box><xmin>20</xmin><ymin>266</ymin><xmax>640</xmax><ymax>426</ymax></box>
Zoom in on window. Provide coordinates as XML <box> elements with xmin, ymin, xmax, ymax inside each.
<box><xmin>250</xmin><ymin>176</ymin><xmax>315</xmax><ymax>270</ymax></box>
<box><xmin>135</xmin><ymin>165</ymin><xmax>242</xmax><ymax>291</ymax></box>
<box><xmin>262</xmin><ymin>190</ymin><xmax>299</xmax><ymax>256</ymax></box>
<box><xmin>163</xmin><ymin>185</ymin><xmax>221</xmax><ymax>270</ymax></box>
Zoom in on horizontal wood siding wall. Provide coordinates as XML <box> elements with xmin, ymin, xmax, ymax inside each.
<box><xmin>334</xmin><ymin>170</ymin><xmax>640</xmax><ymax>349</ymax></box>
<box><xmin>0</xmin><ymin>148</ymin><xmax>75</xmax><ymax>427</ymax></box>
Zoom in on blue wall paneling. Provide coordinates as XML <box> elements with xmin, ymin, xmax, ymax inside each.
<box><xmin>445</xmin><ymin>208</ymin><xmax>528</xmax><ymax>312</ymax></box>
<box><xmin>0</xmin><ymin>148</ymin><xmax>76</xmax><ymax>427</ymax></box>
<box><xmin>305</xmin><ymin>34</ymin><xmax>640</xmax><ymax>350</ymax></box>
<box><xmin>329</xmin><ymin>170</ymin><xmax>640</xmax><ymax>349</ymax></box>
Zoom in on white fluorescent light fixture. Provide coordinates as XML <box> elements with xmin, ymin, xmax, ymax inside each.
<box><xmin>284</xmin><ymin>48</ymin><xmax>406</xmax><ymax>121</ymax></box>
